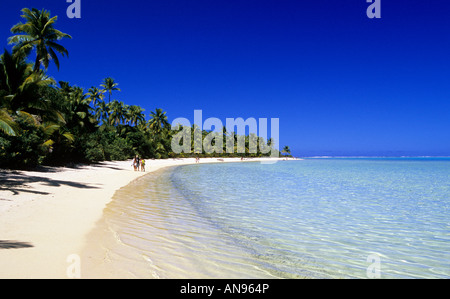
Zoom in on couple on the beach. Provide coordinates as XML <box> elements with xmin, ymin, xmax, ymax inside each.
<box><xmin>132</xmin><ymin>155</ymin><xmax>146</xmax><ymax>172</ymax></box>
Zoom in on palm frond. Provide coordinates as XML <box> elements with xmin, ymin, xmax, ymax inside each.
<box><xmin>9</xmin><ymin>22</ymin><xmax>33</xmax><ymax>35</ymax></box>
<box><xmin>16</xmin><ymin>110</ymin><xmax>39</xmax><ymax>125</ymax></box>
<box><xmin>53</xmin><ymin>110</ymin><xmax>66</xmax><ymax>124</ymax></box>
<box><xmin>41</xmin><ymin>15</ymin><xmax>58</xmax><ymax>35</ymax></box>
<box><xmin>40</xmin><ymin>122</ymin><xmax>60</xmax><ymax>136</ymax></box>
<box><xmin>42</xmin><ymin>139</ymin><xmax>55</xmax><ymax>147</ymax></box>
<box><xmin>0</xmin><ymin>109</ymin><xmax>17</xmax><ymax>136</ymax></box>
<box><xmin>62</xmin><ymin>132</ymin><xmax>75</xmax><ymax>143</ymax></box>
<box><xmin>47</xmin><ymin>41</ymin><xmax>69</xmax><ymax>56</ymax></box>
<box><xmin>8</xmin><ymin>34</ymin><xmax>33</xmax><ymax>44</ymax></box>
<box><xmin>48</xmin><ymin>47</ymin><xmax>60</xmax><ymax>70</ymax></box>
<box><xmin>0</xmin><ymin>120</ymin><xmax>16</xmax><ymax>136</ymax></box>
<box><xmin>50</xmin><ymin>29</ymin><xmax>72</xmax><ymax>40</ymax></box>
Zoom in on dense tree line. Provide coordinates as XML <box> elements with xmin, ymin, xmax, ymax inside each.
<box><xmin>0</xmin><ymin>8</ymin><xmax>289</xmax><ymax>169</ymax></box>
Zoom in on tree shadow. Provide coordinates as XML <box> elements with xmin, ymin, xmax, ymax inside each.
<box><xmin>0</xmin><ymin>186</ymin><xmax>50</xmax><ymax>196</ymax></box>
<box><xmin>89</xmin><ymin>164</ymin><xmax>124</xmax><ymax>171</ymax></box>
<box><xmin>0</xmin><ymin>170</ymin><xmax>100</xmax><ymax>196</ymax></box>
<box><xmin>0</xmin><ymin>240</ymin><xmax>34</xmax><ymax>249</ymax></box>
<box><xmin>36</xmin><ymin>161</ymin><xmax>128</xmax><ymax>172</ymax></box>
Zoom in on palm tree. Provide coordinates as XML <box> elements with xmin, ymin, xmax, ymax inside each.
<box><xmin>281</xmin><ymin>145</ymin><xmax>291</xmax><ymax>157</ymax></box>
<box><xmin>191</xmin><ymin>124</ymin><xmax>203</xmax><ymax>154</ymax></box>
<box><xmin>87</xmin><ymin>86</ymin><xmax>104</xmax><ymax>107</ymax></box>
<box><xmin>100</xmin><ymin>77</ymin><xmax>120</xmax><ymax>103</ymax></box>
<box><xmin>94</xmin><ymin>101</ymin><xmax>108</xmax><ymax>124</ymax></box>
<box><xmin>127</xmin><ymin>105</ymin><xmax>146</xmax><ymax>127</ymax></box>
<box><xmin>0</xmin><ymin>50</ymin><xmax>74</xmax><ymax>152</ymax></box>
<box><xmin>8</xmin><ymin>8</ymin><xmax>72</xmax><ymax>72</ymax></box>
<box><xmin>67</xmin><ymin>87</ymin><xmax>95</xmax><ymax>130</ymax></box>
<box><xmin>0</xmin><ymin>49</ymin><xmax>57</xmax><ymax>123</ymax></box>
<box><xmin>148</xmin><ymin>108</ymin><xmax>169</xmax><ymax>134</ymax></box>
<box><xmin>107</xmin><ymin>100</ymin><xmax>127</xmax><ymax>126</ymax></box>
<box><xmin>148</xmin><ymin>108</ymin><xmax>170</xmax><ymax>158</ymax></box>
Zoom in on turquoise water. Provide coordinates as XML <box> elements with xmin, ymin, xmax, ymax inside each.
<box><xmin>168</xmin><ymin>158</ymin><xmax>450</xmax><ymax>278</ymax></box>
<box><xmin>98</xmin><ymin>158</ymin><xmax>450</xmax><ymax>278</ymax></box>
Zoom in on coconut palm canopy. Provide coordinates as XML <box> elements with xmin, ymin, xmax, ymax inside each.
<box><xmin>8</xmin><ymin>8</ymin><xmax>72</xmax><ymax>72</ymax></box>
<box><xmin>100</xmin><ymin>77</ymin><xmax>120</xmax><ymax>103</ymax></box>
<box><xmin>0</xmin><ymin>7</ymin><xmax>287</xmax><ymax>169</ymax></box>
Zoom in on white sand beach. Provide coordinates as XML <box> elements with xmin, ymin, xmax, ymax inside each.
<box><xmin>0</xmin><ymin>157</ymin><xmax>284</xmax><ymax>278</ymax></box>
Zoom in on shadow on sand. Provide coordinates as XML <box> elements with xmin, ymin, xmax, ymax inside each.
<box><xmin>0</xmin><ymin>240</ymin><xmax>34</xmax><ymax>249</ymax></box>
<box><xmin>0</xmin><ymin>170</ymin><xmax>100</xmax><ymax>196</ymax></box>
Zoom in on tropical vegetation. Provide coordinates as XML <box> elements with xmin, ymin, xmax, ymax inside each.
<box><xmin>0</xmin><ymin>8</ymin><xmax>288</xmax><ymax>169</ymax></box>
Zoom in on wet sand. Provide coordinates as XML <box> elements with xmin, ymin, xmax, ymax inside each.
<box><xmin>0</xmin><ymin>157</ymin><xmax>283</xmax><ymax>278</ymax></box>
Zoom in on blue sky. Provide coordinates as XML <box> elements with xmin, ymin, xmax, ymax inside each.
<box><xmin>1</xmin><ymin>0</ymin><xmax>450</xmax><ymax>156</ymax></box>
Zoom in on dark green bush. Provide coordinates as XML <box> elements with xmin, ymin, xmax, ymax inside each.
<box><xmin>0</xmin><ymin>119</ymin><xmax>47</xmax><ymax>169</ymax></box>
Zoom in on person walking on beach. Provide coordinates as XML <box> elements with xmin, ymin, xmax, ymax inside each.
<box><xmin>141</xmin><ymin>159</ymin><xmax>146</xmax><ymax>172</ymax></box>
<box><xmin>132</xmin><ymin>156</ymin><xmax>137</xmax><ymax>171</ymax></box>
<box><xmin>132</xmin><ymin>155</ymin><xmax>140</xmax><ymax>171</ymax></box>
<box><xmin>136</xmin><ymin>155</ymin><xmax>140</xmax><ymax>171</ymax></box>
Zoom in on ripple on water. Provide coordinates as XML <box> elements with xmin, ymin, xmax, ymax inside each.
<box><xmin>90</xmin><ymin>159</ymin><xmax>450</xmax><ymax>279</ymax></box>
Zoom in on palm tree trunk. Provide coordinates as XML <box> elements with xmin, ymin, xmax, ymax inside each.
<box><xmin>34</xmin><ymin>54</ymin><xmax>41</xmax><ymax>72</ymax></box>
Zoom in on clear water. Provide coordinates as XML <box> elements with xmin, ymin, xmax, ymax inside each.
<box><xmin>96</xmin><ymin>158</ymin><xmax>450</xmax><ymax>278</ymax></box>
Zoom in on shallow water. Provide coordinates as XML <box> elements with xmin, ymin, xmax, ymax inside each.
<box><xmin>88</xmin><ymin>158</ymin><xmax>450</xmax><ymax>278</ymax></box>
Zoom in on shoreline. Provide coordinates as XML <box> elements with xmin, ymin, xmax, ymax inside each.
<box><xmin>0</xmin><ymin>157</ymin><xmax>285</xmax><ymax>278</ymax></box>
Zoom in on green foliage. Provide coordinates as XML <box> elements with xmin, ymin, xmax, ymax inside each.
<box><xmin>125</xmin><ymin>129</ymin><xmax>154</xmax><ymax>158</ymax></box>
<box><xmin>9</xmin><ymin>8</ymin><xmax>72</xmax><ymax>72</ymax></box>
<box><xmin>107</xmin><ymin>136</ymin><xmax>134</xmax><ymax>161</ymax></box>
<box><xmin>84</xmin><ymin>142</ymin><xmax>105</xmax><ymax>162</ymax></box>
<box><xmin>0</xmin><ymin>108</ymin><xmax>18</xmax><ymax>136</ymax></box>
<box><xmin>0</xmin><ymin>117</ymin><xmax>47</xmax><ymax>169</ymax></box>
<box><xmin>100</xmin><ymin>77</ymin><xmax>120</xmax><ymax>103</ymax></box>
<box><xmin>0</xmin><ymin>7</ymin><xmax>290</xmax><ymax>170</ymax></box>
<box><xmin>282</xmin><ymin>145</ymin><xmax>291</xmax><ymax>157</ymax></box>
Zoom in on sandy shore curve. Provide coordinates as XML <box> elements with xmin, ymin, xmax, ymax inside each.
<box><xmin>0</xmin><ymin>157</ymin><xmax>285</xmax><ymax>278</ymax></box>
